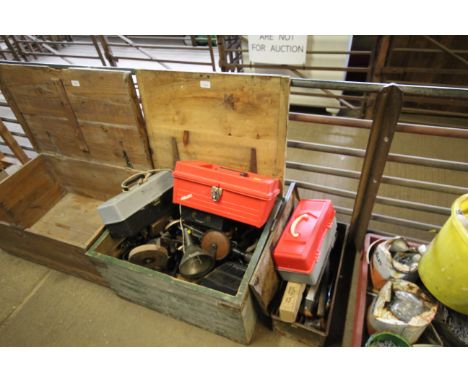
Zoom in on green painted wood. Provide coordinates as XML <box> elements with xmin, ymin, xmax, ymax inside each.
<box><xmin>87</xmin><ymin>197</ymin><xmax>284</xmax><ymax>344</ymax></box>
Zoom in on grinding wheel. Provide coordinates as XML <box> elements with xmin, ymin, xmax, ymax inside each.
<box><xmin>201</xmin><ymin>230</ymin><xmax>231</xmax><ymax>260</ymax></box>
<box><xmin>128</xmin><ymin>243</ymin><xmax>169</xmax><ymax>271</ymax></box>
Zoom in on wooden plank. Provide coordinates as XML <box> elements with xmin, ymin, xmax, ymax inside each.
<box><xmin>0</xmin><ymin>156</ymin><xmax>64</xmax><ymax>227</ymax></box>
<box><xmin>0</xmin><ymin>80</ymin><xmax>41</xmax><ymax>151</ymax></box>
<box><xmin>137</xmin><ymin>70</ymin><xmax>289</xmax><ymax>182</ymax></box>
<box><xmin>28</xmin><ymin>193</ymin><xmax>103</xmax><ymax>247</ymax></box>
<box><xmin>0</xmin><ymin>222</ymin><xmax>105</xmax><ymax>286</ymax></box>
<box><xmin>0</xmin><ymin>118</ymin><xmax>29</xmax><ymax>163</ymax></box>
<box><xmin>0</xmin><ymin>64</ymin><xmax>153</xmax><ymax>170</ymax></box>
<box><xmin>127</xmin><ymin>74</ymin><xmax>154</xmax><ymax>168</ymax></box>
<box><xmin>89</xmin><ymin>249</ymin><xmax>252</xmax><ymax>343</ymax></box>
<box><xmin>0</xmin><ymin>151</ymin><xmax>7</xmax><ymax>171</ymax></box>
<box><xmin>46</xmin><ymin>155</ymin><xmax>140</xmax><ymax>201</ymax></box>
<box><xmin>85</xmin><ymin>192</ymin><xmax>283</xmax><ymax>344</ymax></box>
<box><xmin>52</xmin><ymin>79</ymin><xmax>90</xmax><ymax>153</ymax></box>
<box><xmin>279</xmin><ymin>282</ymin><xmax>306</xmax><ymax>323</ymax></box>
<box><xmin>249</xmin><ymin>182</ymin><xmax>299</xmax><ymax>315</ymax></box>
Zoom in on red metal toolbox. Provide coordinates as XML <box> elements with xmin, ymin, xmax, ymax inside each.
<box><xmin>273</xmin><ymin>199</ymin><xmax>336</xmax><ymax>285</ymax></box>
<box><xmin>173</xmin><ymin>161</ymin><xmax>281</xmax><ymax>228</ymax></box>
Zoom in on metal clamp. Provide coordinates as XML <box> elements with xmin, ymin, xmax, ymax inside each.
<box><xmin>211</xmin><ymin>186</ymin><xmax>223</xmax><ymax>202</ymax></box>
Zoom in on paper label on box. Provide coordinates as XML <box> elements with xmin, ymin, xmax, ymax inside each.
<box><xmin>200</xmin><ymin>80</ymin><xmax>211</xmax><ymax>89</ymax></box>
<box><xmin>71</xmin><ymin>80</ymin><xmax>80</xmax><ymax>87</ymax></box>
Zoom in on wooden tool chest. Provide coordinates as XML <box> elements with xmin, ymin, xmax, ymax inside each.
<box><xmin>0</xmin><ymin>64</ymin><xmax>291</xmax><ymax>344</ymax></box>
<box><xmin>87</xmin><ymin>186</ymin><xmax>293</xmax><ymax>344</ymax></box>
<box><xmin>0</xmin><ymin>64</ymin><xmax>152</xmax><ymax>284</ymax></box>
<box><xmin>86</xmin><ymin>70</ymin><xmax>291</xmax><ymax>344</ymax></box>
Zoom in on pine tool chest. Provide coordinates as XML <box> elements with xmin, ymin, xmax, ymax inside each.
<box><xmin>0</xmin><ymin>64</ymin><xmax>291</xmax><ymax>344</ymax></box>
<box><xmin>87</xmin><ymin>70</ymin><xmax>290</xmax><ymax>344</ymax></box>
<box><xmin>0</xmin><ymin>64</ymin><xmax>152</xmax><ymax>285</ymax></box>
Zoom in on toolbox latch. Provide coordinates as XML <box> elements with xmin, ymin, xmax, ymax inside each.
<box><xmin>211</xmin><ymin>186</ymin><xmax>223</xmax><ymax>202</ymax></box>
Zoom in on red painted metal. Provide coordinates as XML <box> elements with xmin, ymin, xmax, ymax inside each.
<box><xmin>173</xmin><ymin>160</ymin><xmax>280</xmax><ymax>228</ymax></box>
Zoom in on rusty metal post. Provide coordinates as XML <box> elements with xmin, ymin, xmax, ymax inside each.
<box><xmin>2</xmin><ymin>36</ymin><xmax>21</xmax><ymax>61</ymax></box>
<box><xmin>207</xmin><ymin>36</ymin><xmax>216</xmax><ymax>72</ymax></box>
<box><xmin>216</xmin><ymin>36</ymin><xmax>228</xmax><ymax>72</ymax></box>
<box><xmin>26</xmin><ymin>35</ymin><xmax>74</xmax><ymax>64</ymax></box>
<box><xmin>99</xmin><ymin>35</ymin><xmax>118</xmax><ymax>67</ymax></box>
<box><xmin>21</xmin><ymin>35</ymin><xmax>37</xmax><ymax>59</ymax></box>
<box><xmin>348</xmin><ymin>84</ymin><xmax>403</xmax><ymax>251</ymax></box>
<box><xmin>91</xmin><ymin>36</ymin><xmax>107</xmax><ymax>66</ymax></box>
<box><xmin>365</xmin><ymin>36</ymin><xmax>391</xmax><ymax>119</ymax></box>
<box><xmin>10</xmin><ymin>35</ymin><xmax>28</xmax><ymax>61</ymax></box>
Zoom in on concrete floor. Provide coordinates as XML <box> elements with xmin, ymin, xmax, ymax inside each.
<box><xmin>0</xmin><ymin>249</ymin><xmax>305</xmax><ymax>346</ymax></box>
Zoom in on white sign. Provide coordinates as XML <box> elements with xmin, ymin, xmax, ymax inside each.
<box><xmin>248</xmin><ymin>35</ymin><xmax>307</xmax><ymax>65</ymax></box>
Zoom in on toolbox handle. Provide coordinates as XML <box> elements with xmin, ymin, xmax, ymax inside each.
<box><xmin>290</xmin><ymin>212</ymin><xmax>316</xmax><ymax>238</ymax></box>
<box><xmin>121</xmin><ymin>170</ymin><xmax>160</xmax><ymax>191</ymax></box>
<box><xmin>219</xmin><ymin>166</ymin><xmax>249</xmax><ymax>177</ymax></box>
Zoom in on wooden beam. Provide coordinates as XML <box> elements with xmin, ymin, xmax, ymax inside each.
<box><xmin>0</xmin><ymin>118</ymin><xmax>29</xmax><ymax>164</ymax></box>
<box><xmin>0</xmin><ymin>85</ymin><xmax>40</xmax><ymax>151</ymax></box>
<box><xmin>0</xmin><ymin>151</ymin><xmax>7</xmax><ymax>170</ymax></box>
<box><xmin>279</xmin><ymin>282</ymin><xmax>306</xmax><ymax>323</ymax></box>
<box><xmin>423</xmin><ymin>35</ymin><xmax>468</xmax><ymax>68</ymax></box>
<box><xmin>349</xmin><ymin>85</ymin><xmax>403</xmax><ymax>251</ymax></box>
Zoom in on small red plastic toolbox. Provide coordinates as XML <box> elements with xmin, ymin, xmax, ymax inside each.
<box><xmin>172</xmin><ymin>161</ymin><xmax>281</xmax><ymax>228</ymax></box>
<box><xmin>273</xmin><ymin>199</ymin><xmax>337</xmax><ymax>285</ymax></box>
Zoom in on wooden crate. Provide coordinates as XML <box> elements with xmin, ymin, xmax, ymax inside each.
<box><xmin>85</xmin><ymin>70</ymin><xmax>291</xmax><ymax>343</ymax></box>
<box><xmin>1</xmin><ymin>64</ymin><xmax>291</xmax><ymax>342</ymax></box>
<box><xmin>271</xmin><ymin>223</ymin><xmax>349</xmax><ymax>346</ymax></box>
<box><xmin>0</xmin><ymin>64</ymin><xmax>152</xmax><ymax>284</ymax></box>
<box><xmin>87</xmin><ymin>183</ymin><xmax>296</xmax><ymax>344</ymax></box>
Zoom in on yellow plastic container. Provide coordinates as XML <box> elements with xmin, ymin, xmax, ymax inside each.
<box><xmin>419</xmin><ymin>194</ymin><xmax>468</xmax><ymax>314</ymax></box>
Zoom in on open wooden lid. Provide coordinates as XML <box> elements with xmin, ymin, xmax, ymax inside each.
<box><xmin>137</xmin><ymin>70</ymin><xmax>290</xmax><ymax>183</ymax></box>
<box><xmin>0</xmin><ymin>64</ymin><xmax>153</xmax><ymax>170</ymax></box>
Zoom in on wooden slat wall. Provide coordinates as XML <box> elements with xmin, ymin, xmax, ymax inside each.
<box><xmin>0</xmin><ymin>64</ymin><xmax>153</xmax><ymax>170</ymax></box>
<box><xmin>0</xmin><ymin>156</ymin><xmax>64</xmax><ymax>227</ymax></box>
<box><xmin>137</xmin><ymin>70</ymin><xmax>290</xmax><ymax>182</ymax></box>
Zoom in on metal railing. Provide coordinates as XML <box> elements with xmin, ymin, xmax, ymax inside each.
<box><xmin>287</xmin><ymin>77</ymin><xmax>468</xmax><ymax>248</ymax></box>
<box><xmin>0</xmin><ymin>90</ymin><xmax>34</xmax><ymax>166</ymax></box>
<box><xmin>0</xmin><ymin>35</ymin><xmax>218</xmax><ymax>70</ymax></box>
<box><xmin>370</xmin><ymin>35</ymin><xmax>468</xmax><ymax>121</ymax></box>
<box><xmin>216</xmin><ymin>35</ymin><xmax>373</xmax><ymax>118</ymax></box>
<box><xmin>1</xmin><ymin>60</ymin><xmax>467</xmax><ymax>248</ymax></box>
